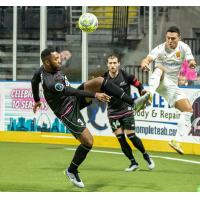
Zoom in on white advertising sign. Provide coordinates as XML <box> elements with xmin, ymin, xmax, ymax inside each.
<box><xmin>0</xmin><ymin>82</ymin><xmax>200</xmax><ymax>145</ymax></box>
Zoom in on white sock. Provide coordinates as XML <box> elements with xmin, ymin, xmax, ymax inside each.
<box><xmin>175</xmin><ymin>112</ymin><xmax>193</xmax><ymax>142</ymax></box>
<box><xmin>148</xmin><ymin>68</ymin><xmax>163</xmax><ymax>94</ymax></box>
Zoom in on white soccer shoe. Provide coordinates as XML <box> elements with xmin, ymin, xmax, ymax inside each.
<box><xmin>65</xmin><ymin>169</ymin><xmax>85</xmax><ymax>188</ymax></box>
<box><xmin>147</xmin><ymin>158</ymin><xmax>155</xmax><ymax>170</ymax></box>
<box><xmin>134</xmin><ymin>92</ymin><xmax>152</xmax><ymax>113</ymax></box>
<box><xmin>143</xmin><ymin>153</ymin><xmax>155</xmax><ymax>170</ymax></box>
<box><xmin>125</xmin><ymin>163</ymin><xmax>139</xmax><ymax>172</ymax></box>
<box><xmin>168</xmin><ymin>140</ymin><xmax>184</xmax><ymax>155</ymax></box>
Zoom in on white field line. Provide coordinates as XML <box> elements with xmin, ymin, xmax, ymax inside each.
<box><xmin>65</xmin><ymin>148</ymin><xmax>200</xmax><ymax>165</ymax></box>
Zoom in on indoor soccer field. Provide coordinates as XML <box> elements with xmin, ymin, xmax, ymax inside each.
<box><xmin>0</xmin><ymin>141</ymin><xmax>199</xmax><ymax>192</ymax></box>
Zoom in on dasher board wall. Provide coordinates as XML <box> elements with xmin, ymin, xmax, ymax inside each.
<box><xmin>0</xmin><ymin>82</ymin><xmax>199</xmax><ymax>155</ymax></box>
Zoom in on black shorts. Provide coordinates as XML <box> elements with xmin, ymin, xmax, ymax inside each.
<box><xmin>109</xmin><ymin>114</ymin><xmax>135</xmax><ymax>132</ymax></box>
<box><xmin>60</xmin><ymin>98</ymin><xmax>86</xmax><ymax>139</ymax></box>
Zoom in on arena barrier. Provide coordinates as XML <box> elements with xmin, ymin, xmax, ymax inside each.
<box><xmin>0</xmin><ymin>82</ymin><xmax>200</xmax><ymax>155</ymax></box>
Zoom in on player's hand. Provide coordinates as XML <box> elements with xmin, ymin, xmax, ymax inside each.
<box><xmin>95</xmin><ymin>93</ymin><xmax>111</xmax><ymax>102</ymax></box>
<box><xmin>141</xmin><ymin>61</ymin><xmax>150</xmax><ymax>71</ymax></box>
<box><xmin>33</xmin><ymin>101</ymin><xmax>42</xmax><ymax>113</ymax></box>
<box><xmin>141</xmin><ymin>89</ymin><xmax>148</xmax><ymax>96</ymax></box>
<box><xmin>188</xmin><ymin>60</ymin><xmax>197</xmax><ymax>69</ymax></box>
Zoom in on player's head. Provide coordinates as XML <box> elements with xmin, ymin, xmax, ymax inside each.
<box><xmin>106</xmin><ymin>53</ymin><xmax>121</xmax><ymax>75</ymax></box>
<box><xmin>165</xmin><ymin>26</ymin><xmax>181</xmax><ymax>49</ymax></box>
<box><xmin>178</xmin><ymin>75</ymin><xmax>188</xmax><ymax>86</ymax></box>
<box><xmin>41</xmin><ymin>48</ymin><xmax>61</xmax><ymax>72</ymax></box>
<box><xmin>60</xmin><ymin>50</ymin><xmax>72</xmax><ymax>68</ymax></box>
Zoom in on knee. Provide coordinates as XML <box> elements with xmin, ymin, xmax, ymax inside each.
<box><xmin>85</xmin><ymin>138</ymin><xmax>93</xmax><ymax>148</ymax></box>
<box><xmin>82</xmin><ymin>136</ymin><xmax>93</xmax><ymax>148</ymax></box>
<box><xmin>181</xmin><ymin>107</ymin><xmax>193</xmax><ymax>113</ymax></box>
<box><xmin>188</xmin><ymin>107</ymin><xmax>193</xmax><ymax>113</ymax></box>
<box><xmin>96</xmin><ymin>76</ymin><xmax>104</xmax><ymax>85</ymax></box>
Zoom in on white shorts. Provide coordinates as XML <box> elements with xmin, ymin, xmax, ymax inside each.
<box><xmin>156</xmin><ymin>76</ymin><xmax>187</xmax><ymax>107</ymax></box>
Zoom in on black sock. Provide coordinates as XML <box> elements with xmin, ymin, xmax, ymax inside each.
<box><xmin>127</xmin><ymin>133</ymin><xmax>146</xmax><ymax>154</ymax></box>
<box><xmin>101</xmin><ymin>79</ymin><xmax>134</xmax><ymax>106</ymax></box>
<box><xmin>68</xmin><ymin>144</ymin><xmax>92</xmax><ymax>173</ymax></box>
<box><xmin>116</xmin><ymin>133</ymin><xmax>137</xmax><ymax>164</ymax></box>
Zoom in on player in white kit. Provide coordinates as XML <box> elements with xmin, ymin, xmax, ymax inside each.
<box><xmin>141</xmin><ymin>26</ymin><xmax>197</xmax><ymax>154</ymax></box>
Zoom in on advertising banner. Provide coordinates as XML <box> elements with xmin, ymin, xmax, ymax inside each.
<box><xmin>0</xmin><ymin>82</ymin><xmax>200</xmax><ymax>147</ymax></box>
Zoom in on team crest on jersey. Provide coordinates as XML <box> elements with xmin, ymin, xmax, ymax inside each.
<box><xmin>55</xmin><ymin>83</ymin><xmax>64</xmax><ymax>91</ymax></box>
<box><xmin>175</xmin><ymin>51</ymin><xmax>181</xmax><ymax>58</ymax></box>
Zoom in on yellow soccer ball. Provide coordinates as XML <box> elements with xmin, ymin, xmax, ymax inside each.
<box><xmin>78</xmin><ymin>13</ymin><xmax>98</xmax><ymax>33</ymax></box>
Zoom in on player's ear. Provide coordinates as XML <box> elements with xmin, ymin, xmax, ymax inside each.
<box><xmin>44</xmin><ymin>59</ymin><xmax>50</xmax><ymax>66</ymax></box>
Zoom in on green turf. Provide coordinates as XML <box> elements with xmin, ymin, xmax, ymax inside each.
<box><xmin>0</xmin><ymin>142</ymin><xmax>199</xmax><ymax>192</ymax></box>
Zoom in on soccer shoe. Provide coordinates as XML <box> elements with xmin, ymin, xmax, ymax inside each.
<box><xmin>125</xmin><ymin>163</ymin><xmax>139</xmax><ymax>172</ymax></box>
<box><xmin>168</xmin><ymin>140</ymin><xmax>184</xmax><ymax>155</ymax></box>
<box><xmin>134</xmin><ymin>92</ymin><xmax>152</xmax><ymax>113</ymax></box>
<box><xmin>143</xmin><ymin>153</ymin><xmax>155</xmax><ymax>170</ymax></box>
<box><xmin>65</xmin><ymin>168</ymin><xmax>84</xmax><ymax>188</ymax></box>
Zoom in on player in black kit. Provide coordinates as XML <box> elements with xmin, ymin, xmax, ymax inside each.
<box><xmin>31</xmin><ymin>48</ymin><xmax>151</xmax><ymax>188</ymax></box>
<box><xmin>103</xmin><ymin>53</ymin><xmax>155</xmax><ymax>171</ymax></box>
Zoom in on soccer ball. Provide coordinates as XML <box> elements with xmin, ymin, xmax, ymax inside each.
<box><xmin>78</xmin><ymin>13</ymin><xmax>98</xmax><ymax>33</ymax></box>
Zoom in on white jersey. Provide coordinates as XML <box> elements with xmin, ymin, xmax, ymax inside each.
<box><xmin>148</xmin><ymin>41</ymin><xmax>194</xmax><ymax>84</ymax></box>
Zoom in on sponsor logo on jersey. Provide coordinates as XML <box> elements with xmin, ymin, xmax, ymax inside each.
<box><xmin>120</xmin><ymin>81</ymin><xmax>127</xmax><ymax>86</ymax></box>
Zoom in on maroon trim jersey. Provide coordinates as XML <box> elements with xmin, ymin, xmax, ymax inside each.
<box><xmin>102</xmin><ymin>69</ymin><xmax>144</xmax><ymax>119</ymax></box>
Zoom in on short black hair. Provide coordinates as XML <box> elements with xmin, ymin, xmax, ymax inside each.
<box><xmin>106</xmin><ymin>53</ymin><xmax>121</xmax><ymax>63</ymax></box>
<box><xmin>41</xmin><ymin>48</ymin><xmax>56</xmax><ymax>62</ymax></box>
<box><xmin>166</xmin><ymin>26</ymin><xmax>180</xmax><ymax>36</ymax></box>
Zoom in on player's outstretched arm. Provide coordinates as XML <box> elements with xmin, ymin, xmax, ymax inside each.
<box><xmin>141</xmin><ymin>56</ymin><xmax>153</xmax><ymax>71</ymax></box>
<box><xmin>31</xmin><ymin>68</ymin><xmax>42</xmax><ymax>113</ymax></box>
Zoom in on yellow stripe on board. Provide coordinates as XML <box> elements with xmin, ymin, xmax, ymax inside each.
<box><xmin>0</xmin><ymin>131</ymin><xmax>200</xmax><ymax>155</ymax></box>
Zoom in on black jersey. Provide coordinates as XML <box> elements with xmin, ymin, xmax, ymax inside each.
<box><xmin>102</xmin><ymin>69</ymin><xmax>144</xmax><ymax>119</ymax></box>
<box><xmin>31</xmin><ymin>66</ymin><xmax>95</xmax><ymax>118</ymax></box>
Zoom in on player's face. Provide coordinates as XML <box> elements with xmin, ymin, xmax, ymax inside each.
<box><xmin>165</xmin><ymin>32</ymin><xmax>180</xmax><ymax>49</ymax></box>
<box><xmin>49</xmin><ymin>52</ymin><xmax>61</xmax><ymax>71</ymax></box>
<box><xmin>107</xmin><ymin>57</ymin><xmax>120</xmax><ymax>75</ymax></box>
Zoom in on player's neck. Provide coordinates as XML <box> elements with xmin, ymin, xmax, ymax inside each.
<box><xmin>109</xmin><ymin>70</ymin><xmax>119</xmax><ymax>78</ymax></box>
<box><xmin>43</xmin><ymin>65</ymin><xmax>55</xmax><ymax>73</ymax></box>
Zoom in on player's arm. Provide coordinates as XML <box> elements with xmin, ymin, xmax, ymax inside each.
<box><xmin>184</xmin><ymin>44</ymin><xmax>197</xmax><ymax>69</ymax></box>
<box><xmin>128</xmin><ymin>74</ymin><xmax>144</xmax><ymax>96</ymax></box>
<box><xmin>52</xmin><ymin>83</ymin><xmax>110</xmax><ymax>102</ymax></box>
<box><xmin>64</xmin><ymin>86</ymin><xmax>110</xmax><ymax>102</ymax></box>
<box><xmin>31</xmin><ymin>68</ymin><xmax>42</xmax><ymax>113</ymax></box>
<box><xmin>141</xmin><ymin>56</ymin><xmax>153</xmax><ymax>71</ymax></box>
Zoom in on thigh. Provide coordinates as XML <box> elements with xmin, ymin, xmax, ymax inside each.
<box><xmin>121</xmin><ymin>114</ymin><xmax>135</xmax><ymax>133</ymax></box>
<box><xmin>83</xmin><ymin>77</ymin><xmax>104</xmax><ymax>93</ymax></box>
<box><xmin>61</xmin><ymin>100</ymin><xmax>86</xmax><ymax>139</ymax></box>
<box><xmin>157</xmin><ymin>76</ymin><xmax>186</xmax><ymax>107</ymax></box>
<box><xmin>109</xmin><ymin>118</ymin><xmax>122</xmax><ymax>133</ymax></box>
<box><xmin>77</xmin><ymin>83</ymin><xmax>93</xmax><ymax>109</ymax></box>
